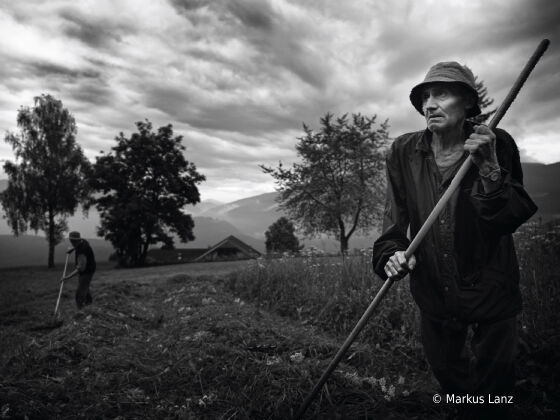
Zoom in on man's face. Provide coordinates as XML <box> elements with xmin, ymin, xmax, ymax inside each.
<box><xmin>70</xmin><ymin>238</ymin><xmax>80</xmax><ymax>248</ymax></box>
<box><xmin>421</xmin><ymin>83</ymin><xmax>470</xmax><ymax>133</ymax></box>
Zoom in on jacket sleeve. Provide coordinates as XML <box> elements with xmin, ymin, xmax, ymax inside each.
<box><xmin>372</xmin><ymin>140</ymin><xmax>411</xmax><ymax>279</ymax></box>
<box><xmin>469</xmin><ymin>128</ymin><xmax>538</xmax><ymax>235</ymax></box>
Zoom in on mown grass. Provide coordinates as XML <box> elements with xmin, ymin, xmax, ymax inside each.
<box><xmin>227</xmin><ymin>218</ymin><xmax>560</xmax><ymax>418</ymax></box>
<box><xmin>0</xmin><ymin>271</ymin><xmax>442</xmax><ymax>420</ymax></box>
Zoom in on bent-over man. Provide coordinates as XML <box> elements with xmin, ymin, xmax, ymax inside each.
<box><xmin>371</xmin><ymin>62</ymin><xmax>537</xmax><ymax>420</ymax></box>
<box><xmin>64</xmin><ymin>231</ymin><xmax>96</xmax><ymax>309</ymax></box>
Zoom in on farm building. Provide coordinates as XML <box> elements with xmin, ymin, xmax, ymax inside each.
<box><xmin>148</xmin><ymin>235</ymin><xmax>261</xmax><ymax>264</ymax></box>
<box><xmin>194</xmin><ymin>235</ymin><xmax>262</xmax><ymax>262</ymax></box>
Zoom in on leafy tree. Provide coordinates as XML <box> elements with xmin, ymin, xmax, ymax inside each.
<box><xmin>265</xmin><ymin>217</ymin><xmax>303</xmax><ymax>254</ymax></box>
<box><xmin>261</xmin><ymin>113</ymin><xmax>389</xmax><ymax>254</ymax></box>
<box><xmin>89</xmin><ymin>120</ymin><xmax>205</xmax><ymax>267</ymax></box>
<box><xmin>1</xmin><ymin>94</ymin><xmax>91</xmax><ymax>268</ymax></box>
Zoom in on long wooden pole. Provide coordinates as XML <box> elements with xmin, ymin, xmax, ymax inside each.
<box><xmin>53</xmin><ymin>253</ymin><xmax>70</xmax><ymax>317</ymax></box>
<box><xmin>294</xmin><ymin>39</ymin><xmax>550</xmax><ymax>420</ymax></box>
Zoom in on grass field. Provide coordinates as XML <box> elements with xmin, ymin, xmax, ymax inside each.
<box><xmin>1</xmin><ymin>220</ymin><xmax>559</xmax><ymax>419</ymax></box>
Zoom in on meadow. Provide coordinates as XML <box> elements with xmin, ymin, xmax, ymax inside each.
<box><xmin>0</xmin><ymin>219</ymin><xmax>558</xmax><ymax>419</ymax></box>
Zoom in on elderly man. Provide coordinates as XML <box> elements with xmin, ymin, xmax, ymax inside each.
<box><xmin>371</xmin><ymin>62</ymin><xmax>537</xmax><ymax>419</ymax></box>
<box><xmin>64</xmin><ymin>231</ymin><xmax>96</xmax><ymax>309</ymax></box>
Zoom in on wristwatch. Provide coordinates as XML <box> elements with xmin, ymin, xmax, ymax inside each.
<box><xmin>479</xmin><ymin>166</ymin><xmax>501</xmax><ymax>182</ymax></box>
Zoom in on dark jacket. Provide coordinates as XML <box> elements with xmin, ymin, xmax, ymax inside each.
<box><xmin>372</xmin><ymin>123</ymin><xmax>537</xmax><ymax>323</ymax></box>
<box><xmin>75</xmin><ymin>239</ymin><xmax>96</xmax><ymax>274</ymax></box>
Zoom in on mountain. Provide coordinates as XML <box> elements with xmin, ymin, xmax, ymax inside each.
<box><xmin>521</xmin><ymin>162</ymin><xmax>560</xmax><ymax>221</ymax></box>
<box><xmin>184</xmin><ymin>199</ymin><xmax>224</xmax><ymax>217</ymax></box>
<box><xmin>199</xmin><ymin>192</ymin><xmax>282</xmax><ymax>237</ymax></box>
<box><xmin>198</xmin><ymin>191</ymin><xmax>375</xmax><ymax>251</ymax></box>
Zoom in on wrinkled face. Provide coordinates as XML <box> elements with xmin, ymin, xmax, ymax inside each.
<box><xmin>421</xmin><ymin>83</ymin><xmax>471</xmax><ymax>133</ymax></box>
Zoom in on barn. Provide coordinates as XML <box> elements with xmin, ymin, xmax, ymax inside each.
<box><xmin>193</xmin><ymin>235</ymin><xmax>262</xmax><ymax>262</ymax></box>
<box><xmin>148</xmin><ymin>235</ymin><xmax>261</xmax><ymax>264</ymax></box>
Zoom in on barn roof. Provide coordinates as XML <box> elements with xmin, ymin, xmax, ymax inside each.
<box><xmin>193</xmin><ymin>235</ymin><xmax>261</xmax><ymax>262</ymax></box>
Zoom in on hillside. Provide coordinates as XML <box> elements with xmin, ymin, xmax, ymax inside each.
<box><xmin>198</xmin><ymin>192</ymin><xmax>375</xmax><ymax>251</ymax></box>
<box><xmin>0</xmin><ymin>235</ymin><xmax>114</xmax><ymax>268</ymax></box>
<box><xmin>521</xmin><ymin>162</ymin><xmax>560</xmax><ymax>220</ymax></box>
<box><xmin>199</xmin><ymin>192</ymin><xmax>282</xmax><ymax>237</ymax></box>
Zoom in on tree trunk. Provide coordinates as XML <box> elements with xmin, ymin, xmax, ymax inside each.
<box><xmin>139</xmin><ymin>240</ymin><xmax>150</xmax><ymax>266</ymax></box>
<box><xmin>47</xmin><ymin>210</ymin><xmax>55</xmax><ymax>268</ymax></box>
<box><xmin>338</xmin><ymin>218</ymin><xmax>348</xmax><ymax>254</ymax></box>
<box><xmin>339</xmin><ymin>235</ymin><xmax>348</xmax><ymax>254</ymax></box>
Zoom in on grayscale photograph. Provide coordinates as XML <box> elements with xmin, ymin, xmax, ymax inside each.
<box><xmin>0</xmin><ymin>1</ymin><xmax>558</xmax><ymax>419</ymax></box>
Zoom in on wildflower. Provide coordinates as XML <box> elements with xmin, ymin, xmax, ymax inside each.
<box><xmin>266</xmin><ymin>356</ymin><xmax>281</xmax><ymax>366</ymax></box>
<box><xmin>378</xmin><ymin>377</ymin><xmax>386</xmax><ymax>390</ymax></box>
<box><xmin>341</xmin><ymin>371</ymin><xmax>361</xmax><ymax>386</ymax></box>
<box><xmin>290</xmin><ymin>352</ymin><xmax>305</xmax><ymax>363</ymax></box>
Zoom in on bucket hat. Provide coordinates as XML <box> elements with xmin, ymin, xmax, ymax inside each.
<box><xmin>69</xmin><ymin>231</ymin><xmax>81</xmax><ymax>240</ymax></box>
<box><xmin>409</xmin><ymin>61</ymin><xmax>481</xmax><ymax>118</ymax></box>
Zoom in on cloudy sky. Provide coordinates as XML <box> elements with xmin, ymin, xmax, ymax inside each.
<box><xmin>0</xmin><ymin>0</ymin><xmax>558</xmax><ymax>203</ymax></box>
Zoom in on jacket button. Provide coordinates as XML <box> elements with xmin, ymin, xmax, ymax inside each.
<box><xmin>444</xmin><ymin>286</ymin><xmax>449</xmax><ymax>292</ymax></box>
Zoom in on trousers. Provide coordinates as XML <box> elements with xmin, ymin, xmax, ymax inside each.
<box><xmin>76</xmin><ymin>273</ymin><xmax>94</xmax><ymax>309</ymax></box>
<box><xmin>420</xmin><ymin>314</ymin><xmax>517</xmax><ymax>419</ymax></box>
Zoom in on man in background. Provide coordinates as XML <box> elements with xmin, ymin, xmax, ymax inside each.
<box><xmin>64</xmin><ymin>231</ymin><xmax>96</xmax><ymax>309</ymax></box>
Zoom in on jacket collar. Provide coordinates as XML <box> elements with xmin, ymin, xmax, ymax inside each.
<box><xmin>415</xmin><ymin>120</ymin><xmax>476</xmax><ymax>153</ymax></box>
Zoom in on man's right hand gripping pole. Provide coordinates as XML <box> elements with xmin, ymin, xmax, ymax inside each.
<box><xmin>384</xmin><ymin>251</ymin><xmax>416</xmax><ymax>280</ymax></box>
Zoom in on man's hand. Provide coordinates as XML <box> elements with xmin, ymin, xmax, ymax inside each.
<box><xmin>384</xmin><ymin>251</ymin><xmax>416</xmax><ymax>280</ymax></box>
<box><xmin>464</xmin><ymin>124</ymin><xmax>499</xmax><ymax>174</ymax></box>
<box><xmin>63</xmin><ymin>269</ymin><xmax>78</xmax><ymax>281</ymax></box>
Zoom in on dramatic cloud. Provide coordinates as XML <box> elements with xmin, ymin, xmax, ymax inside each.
<box><xmin>0</xmin><ymin>0</ymin><xmax>558</xmax><ymax>202</ymax></box>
